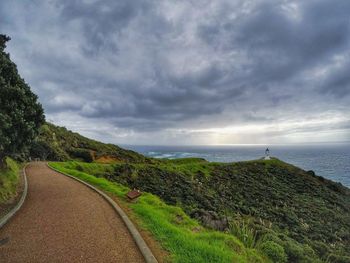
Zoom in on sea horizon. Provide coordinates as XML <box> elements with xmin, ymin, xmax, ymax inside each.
<box><xmin>125</xmin><ymin>143</ymin><xmax>350</xmax><ymax>188</ymax></box>
<box><xmin>121</xmin><ymin>140</ymin><xmax>350</xmax><ymax>147</ymax></box>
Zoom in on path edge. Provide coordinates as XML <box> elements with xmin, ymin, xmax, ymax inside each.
<box><xmin>47</xmin><ymin>163</ymin><xmax>158</xmax><ymax>263</ymax></box>
<box><xmin>0</xmin><ymin>164</ymin><xmax>28</xmax><ymax>229</ymax></box>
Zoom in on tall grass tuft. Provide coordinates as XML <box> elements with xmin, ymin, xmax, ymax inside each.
<box><xmin>229</xmin><ymin>219</ymin><xmax>258</xmax><ymax>249</ymax></box>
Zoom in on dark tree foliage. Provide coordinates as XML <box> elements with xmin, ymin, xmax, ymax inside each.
<box><xmin>0</xmin><ymin>34</ymin><xmax>45</xmax><ymax>165</ymax></box>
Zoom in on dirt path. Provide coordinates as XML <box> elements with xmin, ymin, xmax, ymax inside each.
<box><xmin>0</xmin><ymin>162</ymin><xmax>145</xmax><ymax>263</ymax></box>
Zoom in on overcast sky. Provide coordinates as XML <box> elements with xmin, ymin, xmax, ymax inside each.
<box><xmin>1</xmin><ymin>0</ymin><xmax>350</xmax><ymax>145</ymax></box>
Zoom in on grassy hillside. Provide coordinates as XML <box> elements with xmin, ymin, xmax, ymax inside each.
<box><xmin>53</xmin><ymin>158</ymin><xmax>350</xmax><ymax>263</ymax></box>
<box><xmin>0</xmin><ymin>157</ymin><xmax>20</xmax><ymax>204</ymax></box>
<box><xmin>50</xmin><ymin>162</ymin><xmax>268</xmax><ymax>263</ymax></box>
<box><xmin>30</xmin><ymin>123</ymin><xmax>149</xmax><ymax>163</ymax></box>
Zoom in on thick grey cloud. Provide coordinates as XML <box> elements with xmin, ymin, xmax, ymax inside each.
<box><xmin>0</xmin><ymin>0</ymin><xmax>349</xmax><ymax>144</ymax></box>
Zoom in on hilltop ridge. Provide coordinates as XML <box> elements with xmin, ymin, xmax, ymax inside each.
<box><xmin>29</xmin><ymin>123</ymin><xmax>148</xmax><ymax>163</ymax></box>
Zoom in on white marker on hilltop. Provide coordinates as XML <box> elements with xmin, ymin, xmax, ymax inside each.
<box><xmin>265</xmin><ymin>148</ymin><xmax>271</xmax><ymax>160</ymax></box>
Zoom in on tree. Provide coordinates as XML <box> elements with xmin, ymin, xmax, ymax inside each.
<box><xmin>29</xmin><ymin>140</ymin><xmax>52</xmax><ymax>161</ymax></box>
<box><xmin>0</xmin><ymin>34</ymin><xmax>45</xmax><ymax>166</ymax></box>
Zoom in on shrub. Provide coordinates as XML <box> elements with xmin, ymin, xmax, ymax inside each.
<box><xmin>311</xmin><ymin>240</ymin><xmax>331</xmax><ymax>259</ymax></box>
<box><xmin>229</xmin><ymin>220</ymin><xmax>258</xmax><ymax>248</ymax></box>
<box><xmin>260</xmin><ymin>241</ymin><xmax>287</xmax><ymax>263</ymax></box>
<box><xmin>30</xmin><ymin>140</ymin><xmax>54</xmax><ymax>160</ymax></box>
<box><xmin>306</xmin><ymin>170</ymin><xmax>315</xmax><ymax>176</ymax></box>
<box><xmin>67</xmin><ymin>148</ymin><xmax>93</xmax><ymax>162</ymax></box>
<box><xmin>283</xmin><ymin>240</ymin><xmax>304</xmax><ymax>262</ymax></box>
<box><xmin>327</xmin><ymin>254</ymin><xmax>350</xmax><ymax>263</ymax></box>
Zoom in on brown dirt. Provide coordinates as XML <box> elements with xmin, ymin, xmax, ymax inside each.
<box><xmin>0</xmin><ymin>162</ymin><xmax>145</xmax><ymax>263</ymax></box>
<box><xmin>95</xmin><ymin>156</ymin><xmax>121</xmax><ymax>164</ymax></box>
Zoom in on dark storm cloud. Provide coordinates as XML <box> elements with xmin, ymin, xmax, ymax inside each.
<box><xmin>198</xmin><ymin>0</ymin><xmax>350</xmax><ymax>85</ymax></box>
<box><xmin>1</xmin><ymin>0</ymin><xmax>349</xmax><ymax>143</ymax></box>
<box><xmin>57</xmin><ymin>0</ymin><xmax>151</xmax><ymax>56</ymax></box>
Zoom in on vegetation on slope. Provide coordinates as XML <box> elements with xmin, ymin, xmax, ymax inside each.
<box><xmin>50</xmin><ymin>162</ymin><xmax>268</xmax><ymax>263</ymax></box>
<box><xmin>0</xmin><ymin>157</ymin><xmax>20</xmax><ymax>204</ymax></box>
<box><xmin>30</xmin><ymin>122</ymin><xmax>149</xmax><ymax>163</ymax></box>
<box><xmin>54</xmin><ymin>159</ymin><xmax>350</xmax><ymax>263</ymax></box>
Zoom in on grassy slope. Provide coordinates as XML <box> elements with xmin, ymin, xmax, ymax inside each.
<box><xmin>0</xmin><ymin>157</ymin><xmax>20</xmax><ymax>203</ymax></box>
<box><xmin>53</xmin><ymin>159</ymin><xmax>350</xmax><ymax>263</ymax></box>
<box><xmin>30</xmin><ymin>123</ymin><xmax>149</xmax><ymax>163</ymax></box>
<box><xmin>50</xmin><ymin>162</ymin><xmax>267</xmax><ymax>263</ymax></box>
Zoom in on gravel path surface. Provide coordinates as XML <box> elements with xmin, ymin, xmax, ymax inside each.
<box><xmin>0</xmin><ymin>162</ymin><xmax>145</xmax><ymax>263</ymax></box>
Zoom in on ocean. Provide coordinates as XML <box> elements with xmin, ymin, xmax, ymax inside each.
<box><xmin>125</xmin><ymin>143</ymin><xmax>350</xmax><ymax>188</ymax></box>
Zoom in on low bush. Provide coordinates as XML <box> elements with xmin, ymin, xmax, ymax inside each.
<box><xmin>67</xmin><ymin>148</ymin><xmax>93</xmax><ymax>162</ymax></box>
<box><xmin>327</xmin><ymin>254</ymin><xmax>350</xmax><ymax>263</ymax></box>
<box><xmin>259</xmin><ymin>241</ymin><xmax>287</xmax><ymax>263</ymax></box>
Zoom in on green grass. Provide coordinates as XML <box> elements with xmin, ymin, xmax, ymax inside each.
<box><xmin>0</xmin><ymin>157</ymin><xmax>20</xmax><ymax>203</ymax></box>
<box><xmin>156</xmin><ymin>158</ymin><xmax>215</xmax><ymax>178</ymax></box>
<box><xmin>50</xmin><ymin>162</ymin><xmax>268</xmax><ymax>263</ymax></box>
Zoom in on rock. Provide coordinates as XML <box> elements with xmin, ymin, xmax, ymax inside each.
<box><xmin>192</xmin><ymin>226</ymin><xmax>201</xmax><ymax>233</ymax></box>
<box><xmin>191</xmin><ymin>209</ymin><xmax>228</xmax><ymax>231</ymax></box>
<box><xmin>175</xmin><ymin>214</ymin><xmax>184</xmax><ymax>224</ymax></box>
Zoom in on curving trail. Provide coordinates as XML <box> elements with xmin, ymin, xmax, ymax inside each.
<box><xmin>0</xmin><ymin>162</ymin><xmax>144</xmax><ymax>263</ymax></box>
